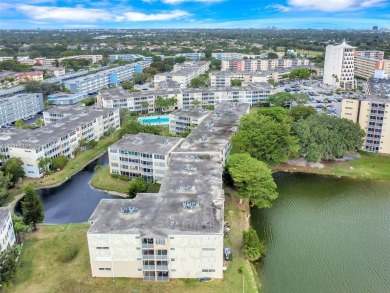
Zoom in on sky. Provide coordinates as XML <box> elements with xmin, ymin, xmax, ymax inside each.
<box><xmin>0</xmin><ymin>0</ymin><xmax>389</xmax><ymax>29</ymax></box>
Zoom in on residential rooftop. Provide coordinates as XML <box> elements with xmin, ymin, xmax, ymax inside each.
<box><xmin>110</xmin><ymin>133</ymin><xmax>183</xmax><ymax>155</ymax></box>
<box><xmin>171</xmin><ymin>108</ymin><xmax>211</xmax><ymax>120</ymax></box>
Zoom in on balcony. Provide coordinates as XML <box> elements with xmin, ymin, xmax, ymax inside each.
<box><xmin>142</xmin><ymin>255</ymin><xmax>155</xmax><ymax>260</ymax></box>
<box><xmin>142</xmin><ymin>243</ymin><xmax>154</xmax><ymax>249</ymax></box>
<box><xmin>156</xmin><ymin>265</ymin><xmax>169</xmax><ymax>270</ymax></box>
<box><xmin>155</xmin><ymin>255</ymin><xmax>168</xmax><ymax>260</ymax></box>
<box><xmin>142</xmin><ymin>265</ymin><xmax>155</xmax><ymax>270</ymax></box>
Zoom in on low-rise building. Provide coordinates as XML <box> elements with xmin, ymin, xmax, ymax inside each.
<box><xmin>174</xmin><ymin>53</ymin><xmax>205</xmax><ymax>61</ymax></box>
<box><xmin>221</xmin><ymin>58</ymin><xmax>310</xmax><ymax>71</ymax></box>
<box><xmin>169</xmin><ymin>108</ymin><xmax>210</xmax><ymax>135</ymax></box>
<box><xmin>108</xmin><ymin>54</ymin><xmax>147</xmax><ymax>62</ymax></box>
<box><xmin>0</xmin><ymin>93</ymin><xmax>44</xmax><ymax>127</ymax></box>
<box><xmin>58</xmin><ymin>55</ymin><xmax>103</xmax><ymax>64</ymax></box>
<box><xmin>87</xmin><ymin>102</ymin><xmax>250</xmax><ymax>281</ymax></box>
<box><xmin>32</xmin><ymin>66</ymin><xmax>65</xmax><ymax>77</ymax></box>
<box><xmin>211</xmin><ymin>52</ymin><xmax>244</xmax><ymax>60</ymax></box>
<box><xmin>354</xmin><ymin>57</ymin><xmax>390</xmax><ymax>80</ymax></box>
<box><xmin>0</xmin><ymin>208</ymin><xmax>16</xmax><ymax>251</ymax></box>
<box><xmin>47</xmin><ymin>92</ymin><xmax>88</xmax><ymax>105</ymax></box>
<box><xmin>108</xmin><ymin>133</ymin><xmax>183</xmax><ymax>183</ymax></box>
<box><xmin>0</xmin><ymin>106</ymin><xmax>120</xmax><ymax>177</ymax></box>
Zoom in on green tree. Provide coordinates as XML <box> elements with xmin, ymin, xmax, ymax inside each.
<box><xmin>38</xmin><ymin>157</ymin><xmax>51</xmax><ymax>174</ymax></box>
<box><xmin>12</xmin><ymin>215</ymin><xmax>31</xmax><ymax>244</ymax></box>
<box><xmin>268</xmin><ymin>92</ymin><xmax>295</xmax><ymax>107</ymax></box>
<box><xmin>191</xmin><ymin>99</ymin><xmax>201</xmax><ymax>108</ymax></box>
<box><xmin>21</xmin><ymin>185</ymin><xmax>44</xmax><ymax>229</ymax></box>
<box><xmin>233</xmin><ymin>110</ymin><xmax>299</xmax><ymax>165</ymax></box>
<box><xmin>267</xmin><ymin>52</ymin><xmax>279</xmax><ymax>59</ymax></box>
<box><xmin>290</xmin><ymin>105</ymin><xmax>316</xmax><ymax>121</ymax></box>
<box><xmin>293</xmin><ymin>93</ymin><xmax>310</xmax><ymax>105</ymax></box>
<box><xmin>128</xmin><ymin>177</ymin><xmax>148</xmax><ymax>199</ymax></box>
<box><xmin>0</xmin><ymin>171</ymin><xmax>11</xmax><ymax>204</ymax></box>
<box><xmin>120</xmin><ymin>119</ymin><xmax>160</xmax><ymax>137</ymax></box>
<box><xmin>231</xmin><ymin>79</ymin><xmax>242</xmax><ymax>87</ymax></box>
<box><xmin>293</xmin><ymin>115</ymin><xmax>365</xmax><ymax>162</ymax></box>
<box><xmin>242</xmin><ymin>228</ymin><xmax>266</xmax><ymax>261</ymax></box>
<box><xmin>141</xmin><ymin>101</ymin><xmax>149</xmax><ymax>115</ymax></box>
<box><xmin>24</xmin><ymin>80</ymin><xmax>60</xmax><ymax>97</ymax></box>
<box><xmin>155</xmin><ymin>96</ymin><xmax>177</xmax><ymax>113</ymax></box>
<box><xmin>35</xmin><ymin>118</ymin><xmax>43</xmax><ymax>128</ymax></box>
<box><xmin>3</xmin><ymin>157</ymin><xmax>25</xmax><ymax>185</ymax></box>
<box><xmin>174</xmin><ymin>56</ymin><xmax>186</xmax><ymax>63</ymax></box>
<box><xmin>289</xmin><ymin>68</ymin><xmax>311</xmax><ymax>81</ymax></box>
<box><xmin>94</xmin><ymin>164</ymin><xmax>103</xmax><ymax>183</ymax></box>
<box><xmin>227</xmin><ymin>153</ymin><xmax>278</xmax><ymax>208</ymax></box>
<box><xmin>133</xmin><ymin>72</ymin><xmax>148</xmax><ymax>85</ymax></box>
<box><xmin>0</xmin><ymin>245</ymin><xmax>21</xmax><ymax>286</ymax></box>
<box><xmin>51</xmin><ymin>155</ymin><xmax>68</xmax><ymax>170</ymax></box>
<box><xmin>143</xmin><ymin>67</ymin><xmax>159</xmax><ymax>76</ymax></box>
<box><xmin>15</xmin><ymin>119</ymin><xmax>24</xmax><ymax>129</ymax></box>
<box><xmin>122</xmin><ymin>80</ymin><xmax>134</xmax><ymax>90</ymax></box>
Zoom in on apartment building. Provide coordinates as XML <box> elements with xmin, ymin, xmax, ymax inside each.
<box><xmin>32</xmin><ymin>66</ymin><xmax>65</xmax><ymax>77</ymax></box>
<box><xmin>323</xmin><ymin>41</ymin><xmax>356</xmax><ymax>90</ymax></box>
<box><xmin>169</xmin><ymin>108</ymin><xmax>210</xmax><ymax>135</ymax></box>
<box><xmin>0</xmin><ymin>208</ymin><xmax>16</xmax><ymax>252</ymax></box>
<box><xmin>58</xmin><ymin>55</ymin><xmax>103</xmax><ymax>64</ymax></box>
<box><xmin>0</xmin><ymin>86</ymin><xmax>26</xmax><ymax>99</ymax></box>
<box><xmin>108</xmin><ymin>54</ymin><xmax>147</xmax><ymax>62</ymax></box>
<box><xmin>87</xmin><ymin>102</ymin><xmax>250</xmax><ymax>281</ymax></box>
<box><xmin>0</xmin><ymin>93</ymin><xmax>44</xmax><ymax>127</ymax></box>
<box><xmin>355</xmin><ymin>50</ymin><xmax>384</xmax><ymax>60</ymax></box>
<box><xmin>0</xmin><ymin>106</ymin><xmax>120</xmax><ymax>177</ymax></box>
<box><xmin>0</xmin><ymin>71</ymin><xmax>43</xmax><ymax>90</ymax></box>
<box><xmin>221</xmin><ymin>58</ymin><xmax>310</xmax><ymax>71</ymax></box>
<box><xmin>17</xmin><ymin>57</ymin><xmax>56</xmax><ymax>67</ymax></box>
<box><xmin>108</xmin><ymin>133</ymin><xmax>183</xmax><ymax>183</ymax></box>
<box><xmin>354</xmin><ymin>57</ymin><xmax>390</xmax><ymax>80</ymax></box>
<box><xmin>174</xmin><ymin>53</ymin><xmax>205</xmax><ymax>61</ymax></box>
<box><xmin>98</xmin><ymin>84</ymin><xmax>273</xmax><ymax>112</ymax></box>
<box><xmin>13</xmin><ymin>71</ymin><xmax>43</xmax><ymax>83</ymax></box>
<box><xmin>64</xmin><ymin>61</ymin><xmax>151</xmax><ymax>94</ymax></box>
<box><xmin>153</xmin><ymin>61</ymin><xmax>210</xmax><ymax>89</ymax></box>
<box><xmin>211</xmin><ymin>52</ymin><xmax>244</xmax><ymax>60</ymax></box>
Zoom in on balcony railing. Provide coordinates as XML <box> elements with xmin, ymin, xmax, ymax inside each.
<box><xmin>156</xmin><ymin>265</ymin><xmax>169</xmax><ymax>270</ymax></box>
<box><xmin>142</xmin><ymin>243</ymin><xmax>154</xmax><ymax>249</ymax></box>
<box><xmin>142</xmin><ymin>265</ymin><xmax>155</xmax><ymax>270</ymax></box>
<box><xmin>155</xmin><ymin>255</ymin><xmax>168</xmax><ymax>260</ymax></box>
<box><xmin>142</xmin><ymin>255</ymin><xmax>155</xmax><ymax>260</ymax></box>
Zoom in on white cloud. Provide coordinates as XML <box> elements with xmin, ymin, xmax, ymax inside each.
<box><xmin>123</xmin><ymin>10</ymin><xmax>189</xmax><ymax>21</ymax></box>
<box><xmin>268</xmin><ymin>0</ymin><xmax>388</xmax><ymax>12</ymax></box>
<box><xmin>13</xmin><ymin>4</ymin><xmax>190</xmax><ymax>22</ymax></box>
<box><xmin>163</xmin><ymin>0</ymin><xmax>223</xmax><ymax>4</ymax></box>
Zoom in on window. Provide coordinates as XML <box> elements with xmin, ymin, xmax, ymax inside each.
<box><xmin>99</xmin><ymin>268</ymin><xmax>112</xmax><ymax>271</ymax></box>
<box><xmin>96</xmin><ymin>247</ymin><xmax>109</xmax><ymax>249</ymax></box>
<box><xmin>110</xmin><ymin>148</ymin><xmax>118</xmax><ymax>153</ymax></box>
<box><xmin>111</xmin><ymin>162</ymin><xmax>119</xmax><ymax>167</ymax></box>
<box><xmin>155</xmin><ymin>238</ymin><xmax>165</xmax><ymax>245</ymax></box>
<box><xmin>202</xmin><ymin>269</ymin><xmax>215</xmax><ymax>272</ymax></box>
<box><xmin>171</xmin><ymin>258</ymin><xmax>175</xmax><ymax>261</ymax></box>
<box><xmin>202</xmin><ymin>248</ymin><xmax>216</xmax><ymax>251</ymax></box>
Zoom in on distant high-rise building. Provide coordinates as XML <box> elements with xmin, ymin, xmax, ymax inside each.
<box><xmin>373</xmin><ymin>26</ymin><xmax>379</xmax><ymax>31</ymax></box>
<box><xmin>323</xmin><ymin>41</ymin><xmax>356</xmax><ymax>90</ymax></box>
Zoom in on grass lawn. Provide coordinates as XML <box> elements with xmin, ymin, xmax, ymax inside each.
<box><xmin>296</xmin><ymin>49</ymin><xmax>324</xmax><ymax>56</ymax></box>
<box><xmin>90</xmin><ymin>166</ymin><xmax>161</xmax><ymax>195</ymax></box>
<box><xmin>6</xmin><ymin>132</ymin><xmax>122</xmax><ymax>204</ymax></box>
<box><xmin>273</xmin><ymin>151</ymin><xmax>390</xmax><ymax>181</ymax></box>
<box><xmin>6</xmin><ymin>191</ymin><xmax>260</xmax><ymax>293</ymax></box>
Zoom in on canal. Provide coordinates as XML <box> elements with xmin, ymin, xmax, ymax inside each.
<box><xmin>252</xmin><ymin>172</ymin><xmax>390</xmax><ymax>293</ymax></box>
<box><xmin>16</xmin><ymin>153</ymin><xmax>118</xmax><ymax>224</ymax></box>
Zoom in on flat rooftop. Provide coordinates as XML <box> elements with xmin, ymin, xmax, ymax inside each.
<box><xmin>170</xmin><ymin>108</ymin><xmax>210</xmax><ymax>120</ymax></box>
<box><xmin>173</xmin><ymin>102</ymin><xmax>250</xmax><ymax>154</ymax></box>
<box><xmin>110</xmin><ymin>133</ymin><xmax>183</xmax><ymax>155</ymax></box>
<box><xmin>367</xmin><ymin>78</ymin><xmax>390</xmax><ymax>99</ymax></box>
<box><xmin>88</xmin><ymin>153</ymin><xmax>223</xmax><ymax>235</ymax></box>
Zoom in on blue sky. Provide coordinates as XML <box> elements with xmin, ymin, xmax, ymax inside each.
<box><xmin>0</xmin><ymin>0</ymin><xmax>389</xmax><ymax>29</ymax></box>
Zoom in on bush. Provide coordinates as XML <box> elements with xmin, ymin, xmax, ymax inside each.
<box><xmin>110</xmin><ymin>173</ymin><xmax>131</xmax><ymax>181</ymax></box>
<box><xmin>57</xmin><ymin>244</ymin><xmax>79</xmax><ymax>262</ymax></box>
<box><xmin>242</xmin><ymin>228</ymin><xmax>266</xmax><ymax>262</ymax></box>
<box><xmin>128</xmin><ymin>177</ymin><xmax>148</xmax><ymax>198</ymax></box>
<box><xmin>51</xmin><ymin>155</ymin><xmax>68</xmax><ymax>170</ymax></box>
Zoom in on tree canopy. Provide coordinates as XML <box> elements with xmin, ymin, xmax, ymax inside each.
<box><xmin>233</xmin><ymin>108</ymin><xmax>299</xmax><ymax>165</ymax></box>
<box><xmin>155</xmin><ymin>96</ymin><xmax>177</xmax><ymax>113</ymax></box>
<box><xmin>120</xmin><ymin>119</ymin><xmax>161</xmax><ymax>137</ymax></box>
<box><xmin>290</xmin><ymin>105</ymin><xmax>317</xmax><ymax>121</ymax></box>
<box><xmin>3</xmin><ymin>157</ymin><xmax>25</xmax><ymax>185</ymax></box>
<box><xmin>227</xmin><ymin>153</ymin><xmax>278</xmax><ymax>208</ymax></box>
<box><xmin>128</xmin><ymin>177</ymin><xmax>148</xmax><ymax>199</ymax></box>
<box><xmin>242</xmin><ymin>228</ymin><xmax>266</xmax><ymax>262</ymax></box>
<box><xmin>293</xmin><ymin>114</ymin><xmax>365</xmax><ymax>162</ymax></box>
<box><xmin>21</xmin><ymin>185</ymin><xmax>44</xmax><ymax>228</ymax></box>
<box><xmin>231</xmin><ymin>79</ymin><xmax>242</xmax><ymax>87</ymax></box>
<box><xmin>289</xmin><ymin>68</ymin><xmax>311</xmax><ymax>80</ymax></box>
<box><xmin>268</xmin><ymin>92</ymin><xmax>309</xmax><ymax>107</ymax></box>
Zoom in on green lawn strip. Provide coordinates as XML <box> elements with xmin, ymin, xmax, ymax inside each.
<box><xmin>6</xmin><ymin>132</ymin><xmax>121</xmax><ymax>204</ymax></box>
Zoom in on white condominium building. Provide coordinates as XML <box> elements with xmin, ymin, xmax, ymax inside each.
<box><xmin>98</xmin><ymin>84</ymin><xmax>273</xmax><ymax>112</ymax></box>
<box><xmin>355</xmin><ymin>50</ymin><xmax>384</xmax><ymax>60</ymax></box>
<box><xmin>64</xmin><ymin>61</ymin><xmax>151</xmax><ymax>95</ymax></box>
<box><xmin>0</xmin><ymin>208</ymin><xmax>16</xmax><ymax>251</ymax></box>
<box><xmin>211</xmin><ymin>52</ymin><xmax>244</xmax><ymax>60</ymax></box>
<box><xmin>153</xmin><ymin>61</ymin><xmax>210</xmax><ymax>89</ymax></box>
<box><xmin>221</xmin><ymin>58</ymin><xmax>310</xmax><ymax>71</ymax></box>
<box><xmin>323</xmin><ymin>41</ymin><xmax>356</xmax><ymax>89</ymax></box>
<box><xmin>169</xmin><ymin>108</ymin><xmax>210</xmax><ymax>135</ymax></box>
<box><xmin>0</xmin><ymin>93</ymin><xmax>44</xmax><ymax>127</ymax></box>
<box><xmin>88</xmin><ymin>102</ymin><xmax>250</xmax><ymax>281</ymax></box>
<box><xmin>58</xmin><ymin>55</ymin><xmax>103</xmax><ymax>64</ymax></box>
<box><xmin>0</xmin><ymin>106</ymin><xmax>120</xmax><ymax>177</ymax></box>
<box><xmin>108</xmin><ymin>133</ymin><xmax>183</xmax><ymax>183</ymax></box>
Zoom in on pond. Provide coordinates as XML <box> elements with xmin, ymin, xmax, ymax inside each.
<box><xmin>16</xmin><ymin>153</ymin><xmax>119</xmax><ymax>224</ymax></box>
<box><xmin>252</xmin><ymin>172</ymin><xmax>390</xmax><ymax>293</ymax></box>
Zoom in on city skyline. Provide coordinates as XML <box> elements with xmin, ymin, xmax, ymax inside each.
<box><xmin>0</xmin><ymin>0</ymin><xmax>389</xmax><ymax>30</ymax></box>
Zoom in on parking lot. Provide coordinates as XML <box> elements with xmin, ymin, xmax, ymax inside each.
<box><xmin>275</xmin><ymin>80</ymin><xmax>342</xmax><ymax>117</ymax></box>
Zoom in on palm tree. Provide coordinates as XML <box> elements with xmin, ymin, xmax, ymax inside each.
<box><xmin>191</xmin><ymin>99</ymin><xmax>201</xmax><ymax>109</ymax></box>
<box><xmin>35</xmin><ymin>118</ymin><xmax>43</xmax><ymax>128</ymax></box>
<box><xmin>15</xmin><ymin>119</ymin><xmax>24</xmax><ymax>129</ymax></box>
<box><xmin>94</xmin><ymin>164</ymin><xmax>103</xmax><ymax>182</ymax></box>
<box><xmin>141</xmin><ymin>101</ymin><xmax>149</xmax><ymax>115</ymax></box>
<box><xmin>38</xmin><ymin>157</ymin><xmax>51</xmax><ymax>174</ymax></box>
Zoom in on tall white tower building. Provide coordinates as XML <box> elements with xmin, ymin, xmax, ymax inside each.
<box><xmin>323</xmin><ymin>41</ymin><xmax>356</xmax><ymax>90</ymax></box>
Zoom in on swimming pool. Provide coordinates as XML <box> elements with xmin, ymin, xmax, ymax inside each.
<box><xmin>138</xmin><ymin>115</ymin><xmax>170</xmax><ymax>125</ymax></box>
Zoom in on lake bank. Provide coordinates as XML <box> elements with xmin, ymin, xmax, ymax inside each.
<box><xmin>272</xmin><ymin>151</ymin><xmax>390</xmax><ymax>181</ymax></box>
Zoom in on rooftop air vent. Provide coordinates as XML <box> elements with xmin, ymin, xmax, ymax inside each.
<box><xmin>201</xmin><ymin>135</ymin><xmax>208</xmax><ymax>141</ymax></box>
<box><xmin>133</xmin><ymin>136</ymin><xmax>142</xmax><ymax>145</ymax></box>
<box><xmin>179</xmin><ymin>185</ymin><xmax>195</xmax><ymax>193</ymax></box>
<box><xmin>182</xmin><ymin>201</ymin><xmax>199</xmax><ymax>209</ymax></box>
<box><xmin>184</xmin><ymin>165</ymin><xmax>197</xmax><ymax>172</ymax></box>
<box><xmin>186</xmin><ymin>155</ymin><xmax>199</xmax><ymax>160</ymax></box>
<box><xmin>121</xmin><ymin>206</ymin><xmax>139</xmax><ymax>214</ymax></box>
<box><xmin>161</xmin><ymin>139</ymin><xmax>169</xmax><ymax>145</ymax></box>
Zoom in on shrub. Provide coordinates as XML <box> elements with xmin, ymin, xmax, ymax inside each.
<box><xmin>57</xmin><ymin>244</ymin><xmax>79</xmax><ymax>262</ymax></box>
<box><xmin>242</xmin><ymin>227</ymin><xmax>266</xmax><ymax>262</ymax></box>
<box><xmin>52</xmin><ymin>155</ymin><xmax>68</xmax><ymax>170</ymax></box>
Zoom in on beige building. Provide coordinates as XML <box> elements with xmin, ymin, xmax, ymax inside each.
<box><xmin>88</xmin><ymin>103</ymin><xmax>250</xmax><ymax>281</ymax></box>
<box><xmin>341</xmin><ymin>97</ymin><xmax>390</xmax><ymax>154</ymax></box>
<box><xmin>354</xmin><ymin>57</ymin><xmax>390</xmax><ymax>80</ymax></box>
<box><xmin>323</xmin><ymin>41</ymin><xmax>356</xmax><ymax>90</ymax></box>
